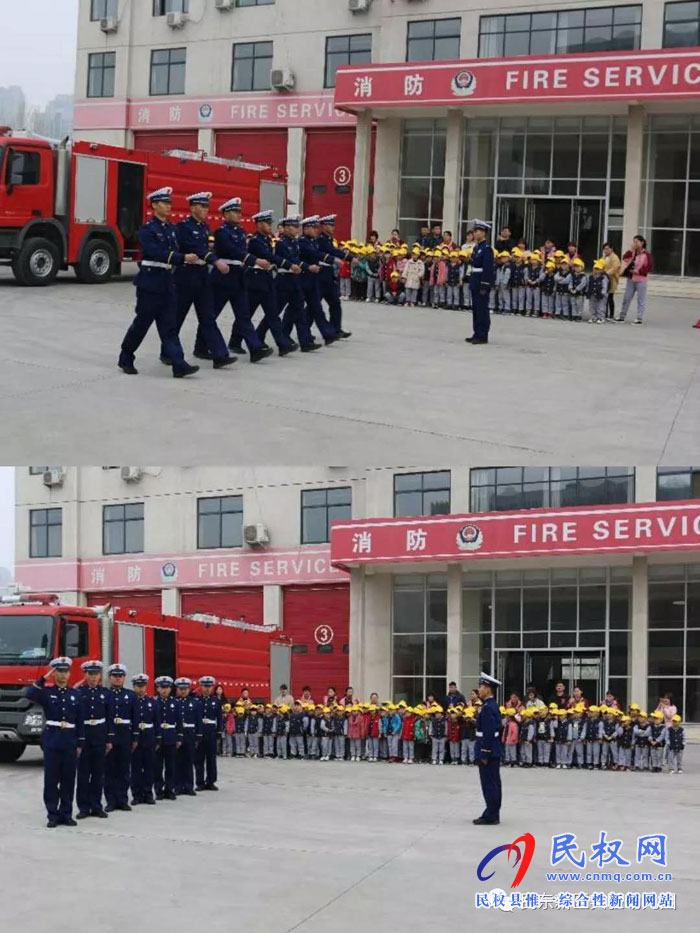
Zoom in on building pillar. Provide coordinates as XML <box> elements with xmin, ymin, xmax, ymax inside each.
<box><xmin>629</xmin><ymin>555</ymin><xmax>648</xmax><ymax>707</ymax></box>
<box><xmin>446</xmin><ymin>565</ymin><xmax>463</xmax><ymax>688</ymax></box>
<box><xmin>349</xmin><ymin>568</ymin><xmax>392</xmax><ymax>702</ymax></box>
<box><xmin>349</xmin><ymin>567</ymin><xmax>365</xmax><ymax>695</ymax></box>
<box><xmin>622</xmin><ymin>105</ymin><xmax>645</xmax><ymax>252</ymax></box>
<box><xmin>442</xmin><ymin>109</ymin><xmax>463</xmax><ymax>237</ymax></box>
<box><xmin>371</xmin><ymin>117</ymin><xmax>401</xmax><ymax>237</ymax></box>
<box><xmin>351</xmin><ymin>110</ymin><xmax>372</xmax><ymax>240</ymax></box>
<box><xmin>162</xmin><ymin>587</ymin><xmax>180</xmax><ymax>616</ymax></box>
<box><xmin>263</xmin><ymin>584</ymin><xmax>282</xmax><ymax>628</ymax></box>
<box><xmin>286</xmin><ymin>127</ymin><xmax>306</xmax><ymax>217</ymax></box>
<box><xmin>634</xmin><ymin>466</ymin><xmax>657</xmax><ymax>503</ymax></box>
<box><xmin>197</xmin><ymin>127</ymin><xmax>215</xmax><ymax>156</ymax></box>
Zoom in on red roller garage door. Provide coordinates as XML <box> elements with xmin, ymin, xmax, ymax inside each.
<box><xmin>216</xmin><ymin>130</ymin><xmax>287</xmax><ymax>173</ymax></box>
<box><xmin>133</xmin><ymin>130</ymin><xmax>199</xmax><ymax>153</ymax></box>
<box><xmin>86</xmin><ymin>590</ymin><xmax>162</xmax><ymax>612</ymax></box>
<box><xmin>180</xmin><ymin>587</ymin><xmax>263</xmax><ymax>625</ymax></box>
<box><xmin>283</xmin><ymin>584</ymin><xmax>349</xmax><ymax>702</ymax></box>
<box><xmin>303</xmin><ymin>129</ymin><xmax>375</xmax><ymax>241</ymax></box>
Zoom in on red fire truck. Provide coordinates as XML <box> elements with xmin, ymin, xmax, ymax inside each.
<box><xmin>0</xmin><ymin>128</ymin><xmax>286</xmax><ymax>286</ymax></box>
<box><xmin>0</xmin><ymin>594</ymin><xmax>287</xmax><ymax>762</ymax></box>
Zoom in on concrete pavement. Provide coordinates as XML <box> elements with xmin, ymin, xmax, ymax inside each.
<box><xmin>1</xmin><ymin>269</ymin><xmax>699</xmax><ymax>463</ymax></box>
<box><xmin>1</xmin><ymin>747</ymin><xmax>698</xmax><ymax>932</ymax></box>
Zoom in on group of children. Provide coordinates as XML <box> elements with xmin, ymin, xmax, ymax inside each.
<box><xmin>500</xmin><ymin>702</ymin><xmax>686</xmax><ymax>773</ymax></box>
<box><xmin>337</xmin><ymin>240</ymin><xmax>613</xmax><ymax>324</ymax></box>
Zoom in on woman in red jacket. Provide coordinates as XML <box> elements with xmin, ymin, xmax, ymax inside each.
<box><xmin>401</xmin><ymin>707</ymin><xmax>417</xmax><ymax>763</ymax></box>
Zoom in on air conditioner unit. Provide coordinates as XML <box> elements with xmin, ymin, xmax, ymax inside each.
<box><xmin>166</xmin><ymin>11</ymin><xmax>188</xmax><ymax>28</ymax></box>
<box><xmin>270</xmin><ymin>68</ymin><xmax>296</xmax><ymax>91</ymax></box>
<box><xmin>215</xmin><ymin>0</ymin><xmax>234</xmax><ymax>9</ymax></box>
<box><xmin>42</xmin><ymin>468</ymin><xmax>65</xmax><ymax>488</ymax></box>
<box><xmin>100</xmin><ymin>16</ymin><xmax>118</xmax><ymax>33</ymax></box>
<box><xmin>243</xmin><ymin>523</ymin><xmax>270</xmax><ymax>548</ymax></box>
<box><xmin>120</xmin><ymin>467</ymin><xmax>143</xmax><ymax>483</ymax></box>
<box><xmin>349</xmin><ymin>0</ymin><xmax>372</xmax><ymax>12</ymax></box>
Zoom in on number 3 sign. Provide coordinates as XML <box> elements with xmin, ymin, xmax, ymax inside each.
<box><xmin>314</xmin><ymin>624</ymin><xmax>334</xmax><ymax>645</ymax></box>
<box><xmin>333</xmin><ymin>165</ymin><xmax>352</xmax><ymax>186</ymax></box>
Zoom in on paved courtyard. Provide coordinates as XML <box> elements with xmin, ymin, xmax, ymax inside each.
<box><xmin>1</xmin><ymin>269</ymin><xmax>699</xmax><ymax>464</ymax></box>
<box><xmin>1</xmin><ymin>746</ymin><xmax>698</xmax><ymax>932</ymax></box>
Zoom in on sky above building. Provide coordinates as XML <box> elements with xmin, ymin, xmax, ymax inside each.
<box><xmin>0</xmin><ymin>0</ymin><xmax>79</xmax><ymax>108</ymax></box>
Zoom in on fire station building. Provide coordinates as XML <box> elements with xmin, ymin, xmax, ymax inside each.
<box><xmin>14</xmin><ymin>466</ymin><xmax>700</xmax><ymax>720</ymax></box>
<box><xmin>76</xmin><ymin>1</ymin><xmax>700</xmax><ymax>277</ymax></box>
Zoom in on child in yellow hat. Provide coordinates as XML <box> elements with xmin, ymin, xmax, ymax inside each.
<box><xmin>554</xmin><ymin>257</ymin><xmax>572</xmax><ymax>319</ymax></box>
<box><xmin>632</xmin><ymin>711</ymin><xmax>651</xmax><ymax>771</ymax></box>
<box><xmin>541</xmin><ymin>260</ymin><xmax>556</xmax><ymax>319</ymax></box>
<box><xmin>588</xmin><ymin>259</ymin><xmax>609</xmax><ymax>324</ymax></box>
<box><xmin>667</xmin><ymin>714</ymin><xmax>684</xmax><ymax>773</ymax></box>
<box><xmin>569</xmin><ymin>257</ymin><xmax>587</xmax><ymax>321</ymax></box>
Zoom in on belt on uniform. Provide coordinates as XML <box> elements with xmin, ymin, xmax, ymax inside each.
<box><xmin>138</xmin><ymin>722</ymin><xmax>154</xmax><ymax>730</ymax></box>
<box><xmin>202</xmin><ymin>718</ymin><xmax>218</xmax><ymax>724</ymax></box>
<box><xmin>46</xmin><ymin>720</ymin><xmax>75</xmax><ymax>728</ymax></box>
<box><xmin>161</xmin><ymin>723</ymin><xmax>177</xmax><ymax>730</ymax></box>
<box><xmin>319</xmin><ymin>262</ymin><xmax>333</xmax><ymax>267</ymax></box>
<box><xmin>471</xmin><ymin>268</ymin><xmax>483</xmax><ymax>272</ymax></box>
<box><xmin>141</xmin><ymin>260</ymin><xmax>171</xmax><ymax>269</ymax></box>
<box><xmin>276</xmin><ymin>269</ymin><xmax>293</xmax><ymax>274</ymax></box>
<box><xmin>220</xmin><ymin>259</ymin><xmax>243</xmax><ymax>266</ymax></box>
<box><xmin>114</xmin><ymin>718</ymin><xmax>131</xmax><ymax>725</ymax></box>
<box><xmin>182</xmin><ymin>723</ymin><xmax>196</xmax><ymax>728</ymax></box>
<box><xmin>85</xmin><ymin>718</ymin><xmax>106</xmax><ymax>726</ymax></box>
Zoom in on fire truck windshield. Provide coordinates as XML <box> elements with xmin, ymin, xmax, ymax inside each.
<box><xmin>0</xmin><ymin>614</ymin><xmax>54</xmax><ymax>665</ymax></box>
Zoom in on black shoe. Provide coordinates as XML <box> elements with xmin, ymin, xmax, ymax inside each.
<box><xmin>143</xmin><ymin>797</ymin><xmax>156</xmax><ymax>805</ymax></box>
<box><xmin>75</xmin><ymin>812</ymin><xmax>91</xmax><ymax>820</ymax></box>
<box><xmin>183</xmin><ymin>789</ymin><xmax>197</xmax><ymax>796</ymax></box>
<box><xmin>465</xmin><ymin>337</ymin><xmax>475</xmax><ymax>343</ymax></box>
<box><xmin>324</xmin><ymin>336</ymin><xmax>339</xmax><ymax>345</ymax></box>
<box><xmin>119</xmin><ymin>362</ymin><xmax>138</xmax><ymax>375</ymax></box>
<box><xmin>47</xmin><ymin>819</ymin><xmax>58</xmax><ymax>828</ymax></box>
<box><xmin>279</xmin><ymin>342</ymin><xmax>299</xmax><ymax>357</ymax></box>
<box><xmin>62</xmin><ymin>818</ymin><xmax>78</xmax><ymax>827</ymax></box>
<box><xmin>205</xmin><ymin>784</ymin><xmax>219</xmax><ymax>791</ymax></box>
<box><xmin>164</xmin><ymin>791</ymin><xmax>177</xmax><ymax>800</ymax></box>
<box><xmin>300</xmin><ymin>342</ymin><xmax>321</xmax><ymax>352</ymax></box>
<box><xmin>160</xmin><ymin>356</ymin><xmax>173</xmax><ymax>366</ymax></box>
<box><xmin>250</xmin><ymin>347</ymin><xmax>274</xmax><ymax>363</ymax></box>
<box><xmin>104</xmin><ymin>803</ymin><xmax>117</xmax><ymax>812</ymax></box>
<box><xmin>155</xmin><ymin>792</ymin><xmax>164</xmax><ymax>800</ymax></box>
<box><xmin>470</xmin><ymin>338</ymin><xmax>488</xmax><ymax>345</ymax></box>
<box><xmin>196</xmin><ymin>784</ymin><xmax>206</xmax><ymax>791</ymax></box>
<box><xmin>130</xmin><ymin>799</ymin><xmax>141</xmax><ymax>806</ymax></box>
<box><xmin>173</xmin><ymin>364</ymin><xmax>200</xmax><ymax>378</ymax></box>
<box><xmin>212</xmin><ymin>356</ymin><xmax>237</xmax><ymax>369</ymax></box>
<box><xmin>92</xmin><ymin>809</ymin><xmax>108</xmax><ymax>818</ymax></box>
<box><xmin>118</xmin><ymin>803</ymin><xmax>132</xmax><ymax>812</ymax></box>
<box><xmin>473</xmin><ymin>817</ymin><xmax>500</xmax><ymax>825</ymax></box>
<box><xmin>228</xmin><ymin>344</ymin><xmax>246</xmax><ymax>355</ymax></box>
<box><xmin>193</xmin><ymin>350</ymin><xmax>212</xmax><ymax>361</ymax></box>
<box><xmin>337</xmin><ymin>330</ymin><xmax>352</xmax><ymax>338</ymax></box>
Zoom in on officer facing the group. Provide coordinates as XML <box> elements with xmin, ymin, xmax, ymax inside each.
<box><xmin>195</xmin><ymin>676</ymin><xmax>222</xmax><ymax>791</ymax></box>
<box><xmin>154</xmin><ymin>675</ymin><xmax>182</xmax><ymax>800</ymax></box>
<box><xmin>200</xmin><ymin>197</ymin><xmax>273</xmax><ymax>363</ymax></box>
<box><xmin>118</xmin><ymin>187</ymin><xmax>200</xmax><ymax>378</ymax></box>
<box><xmin>297</xmin><ymin>216</ymin><xmax>339</xmax><ymax>345</ymax></box>
<box><xmin>473</xmin><ymin>672</ymin><xmax>503</xmax><ymax>825</ymax></box>
<box><xmin>26</xmin><ymin>657</ymin><xmax>84</xmax><ymax>828</ymax></box>
<box><xmin>75</xmin><ymin>659</ymin><xmax>111</xmax><ymax>819</ymax></box>
<box><xmin>130</xmin><ymin>674</ymin><xmax>160</xmax><ymax>806</ymax></box>
<box><xmin>245</xmin><ymin>210</ymin><xmax>299</xmax><ymax>356</ymax></box>
<box><xmin>467</xmin><ymin>219</ymin><xmax>495</xmax><ymax>346</ymax></box>
<box><xmin>175</xmin><ymin>677</ymin><xmax>202</xmax><ymax>796</ymax></box>
<box><xmin>104</xmin><ymin>663</ymin><xmax>138</xmax><ymax>812</ymax></box>
<box><xmin>317</xmin><ymin>214</ymin><xmax>354</xmax><ymax>338</ymax></box>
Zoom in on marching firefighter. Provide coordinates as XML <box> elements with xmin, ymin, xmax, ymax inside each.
<box><xmin>75</xmin><ymin>659</ymin><xmax>111</xmax><ymax>819</ymax></box>
<box><xmin>245</xmin><ymin>209</ymin><xmax>299</xmax><ymax>356</ymax></box>
<box><xmin>195</xmin><ymin>675</ymin><xmax>222</xmax><ymax>791</ymax></box>
<box><xmin>130</xmin><ymin>673</ymin><xmax>160</xmax><ymax>805</ymax></box>
<box><xmin>316</xmin><ymin>214</ymin><xmax>354</xmax><ymax>338</ymax></box>
<box><xmin>297</xmin><ymin>215</ymin><xmax>341</xmax><ymax>344</ymax></box>
<box><xmin>154</xmin><ymin>675</ymin><xmax>182</xmax><ymax>800</ymax></box>
<box><xmin>265</xmin><ymin>214</ymin><xmax>322</xmax><ymax>352</ymax></box>
<box><xmin>175</xmin><ymin>677</ymin><xmax>202</xmax><ymax>796</ymax></box>
<box><xmin>104</xmin><ymin>663</ymin><xmax>138</xmax><ymax>812</ymax></box>
<box><xmin>26</xmin><ymin>657</ymin><xmax>84</xmax><ymax>828</ymax></box>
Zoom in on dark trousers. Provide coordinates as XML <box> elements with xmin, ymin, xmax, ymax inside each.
<box><xmin>248</xmin><ymin>286</ymin><xmax>293</xmax><ymax>349</ymax></box>
<box><xmin>76</xmin><ymin>741</ymin><xmax>105</xmax><ymax>814</ymax></box>
<box><xmin>478</xmin><ymin>759</ymin><xmax>502</xmax><ymax>821</ymax></box>
<box><xmin>267</xmin><ymin>279</ymin><xmax>314</xmax><ymax>345</ymax></box>
<box><xmin>607</xmin><ymin>292</ymin><xmax>616</xmax><ymax>318</ymax></box>
<box><xmin>131</xmin><ymin>741</ymin><xmax>156</xmax><ymax>802</ymax></box>
<box><xmin>301</xmin><ymin>281</ymin><xmax>336</xmax><ymax>340</ymax></box>
<box><xmin>171</xmin><ymin>277</ymin><xmax>228</xmax><ymax>361</ymax></box>
<box><xmin>43</xmin><ymin>745</ymin><xmax>77</xmax><ymax>821</ymax></box>
<box><xmin>104</xmin><ymin>743</ymin><xmax>131</xmax><ymax>807</ymax></box>
<box><xmin>155</xmin><ymin>744</ymin><xmax>176</xmax><ymax>795</ymax></box>
<box><xmin>319</xmin><ymin>275</ymin><xmax>343</xmax><ymax>333</ymax></box>
<box><xmin>176</xmin><ymin>738</ymin><xmax>197</xmax><ymax>792</ymax></box>
<box><xmin>120</xmin><ymin>288</ymin><xmax>188</xmax><ymax>374</ymax></box>
<box><xmin>471</xmin><ymin>287</ymin><xmax>491</xmax><ymax>341</ymax></box>
<box><xmin>204</xmin><ymin>282</ymin><xmax>264</xmax><ymax>354</ymax></box>
<box><xmin>195</xmin><ymin>730</ymin><xmax>218</xmax><ymax>787</ymax></box>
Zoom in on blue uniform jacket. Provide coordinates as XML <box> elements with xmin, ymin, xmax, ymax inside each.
<box><xmin>76</xmin><ymin>683</ymin><xmax>113</xmax><ymax>745</ymax></box>
<box><xmin>297</xmin><ymin>235</ymin><xmax>334</xmax><ymax>290</ymax></box>
<box><xmin>108</xmin><ymin>687</ymin><xmax>139</xmax><ymax>745</ymax></box>
<box><xmin>26</xmin><ymin>676</ymin><xmax>84</xmax><ymax>750</ymax></box>
<box><xmin>469</xmin><ymin>240</ymin><xmax>495</xmax><ymax>292</ymax></box>
<box><xmin>316</xmin><ymin>232</ymin><xmax>349</xmax><ymax>281</ymax></box>
<box><xmin>245</xmin><ymin>232</ymin><xmax>278</xmax><ymax>292</ymax></box>
<box><xmin>211</xmin><ymin>222</ymin><xmax>256</xmax><ymax>289</ymax></box>
<box><xmin>274</xmin><ymin>235</ymin><xmax>306</xmax><ymax>285</ymax></box>
<box><xmin>134</xmin><ymin>694</ymin><xmax>160</xmax><ymax>746</ymax></box>
<box><xmin>156</xmin><ymin>695</ymin><xmax>182</xmax><ymax>745</ymax></box>
<box><xmin>134</xmin><ymin>218</ymin><xmax>185</xmax><ymax>294</ymax></box>
<box><xmin>179</xmin><ymin>693</ymin><xmax>203</xmax><ymax>741</ymax></box>
<box><xmin>474</xmin><ymin>696</ymin><xmax>502</xmax><ymax>761</ymax></box>
<box><xmin>199</xmin><ymin>694</ymin><xmax>222</xmax><ymax>732</ymax></box>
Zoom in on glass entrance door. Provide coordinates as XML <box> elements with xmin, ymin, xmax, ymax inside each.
<box><xmin>496</xmin><ymin>650</ymin><xmax>604</xmax><ymax>705</ymax></box>
<box><xmin>572</xmin><ymin>200</ymin><xmax>602</xmax><ymax>264</ymax></box>
<box><xmin>494</xmin><ymin>197</ymin><xmax>604</xmax><ymax>257</ymax></box>
<box><xmin>529</xmin><ymin>199</ymin><xmax>571</xmax><ymax>253</ymax></box>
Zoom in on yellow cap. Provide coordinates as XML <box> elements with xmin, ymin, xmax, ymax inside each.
<box><xmin>545</xmin><ymin>262</ymin><xmax>556</xmax><ymax>270</ymax></box>
<box><xmin>593</xmin><ymin>259</ymin><xmax>606</xmax><ymax>270</ymax></box>
<box><xmin>651</xmin><ymin>710</ymin><xmax>664</xmax><ymax>718</ymax></box>
<box><xmin>588</xmin><ymin>705</ymin><xmax>599</xmax><ymax>713</ymax></box>
<box><xmin>505</xmin><ymin>707</ymin><xmax>516</xmax><ymax>715</ymax></box>
<box><xmin>499</xmin><ymin>705</ymin><xmax>506</xmax><ymax>714</ymax></box>
<box><xmin>573</xmin><ymin>258</ymin><xmax>585</xmax><ymax>268</ymax></box>
<box><xmin>621</xmin><ymin>715</ymin><xmax>631</xmax><ymax>722</ymax></box>
<box><xmin>554</xmin><ymin>250</ymin><xmax>565</xmax><ymax>258</ymax></box>
<box><xmin>629</xmin><ymin>703</ymin><xmax>640</xmax><ymax>710</ymax></box>
<box><xmin>672</xmin><ymin>714</ymin><xmax>681</xmax><ymax>722</ymax></box>
<box><xmin>548</xmin><ymin>703</ymin><xmax>558</xmax><ymax>710</ymax></box>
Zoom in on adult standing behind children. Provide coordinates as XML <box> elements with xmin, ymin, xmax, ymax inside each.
<box><xmin>615</xmin><ymin>235</ymin><xmax>652</xmax><ymax>324</ymax></box>
<box><xmin>602</xmin><ymin>243</ymin><xmax>621</xmax><ymax>319</ymax></box>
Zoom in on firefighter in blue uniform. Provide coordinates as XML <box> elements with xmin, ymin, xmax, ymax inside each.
<box><xmin>163</xmin><ymin>191</ymin><xmax>236</xmax><ymax>370</ymax></box>
<box><xmin>26</xmin><ymin>657</ymin><xmax>84</xmax><ymax>828</ymax></box>
<box><xmin>245</xmin><ymin>210</ymin><xmax>298</xmax><ymax>356</ymax></box>
<box><xmin>118</xmin><ymin>186</ymin><xmax>200</xmax><ymax>378</ymax></box>
<box><xmin>195</xmin><ymin>675</ymin><xmax>222</xmax><ymax>791</ymax></box>
<box><xmin>258</xmin><ymin>214</ymin><xmax>321</xmax><ymax>352</ymax></box>
<box><xmin>130</xmin><ymin>673</ymin><xmax>160</xmax><ymax>805</ymax></box>
<box><xmin>75</xmin><ymin>658</ymin><xmax>112</xmax><ymax>819</ymax></box>
<box><xmin>297</xmin><ymin>216</ymin><xmax>340</xmax><ymax>345</ymax></box>
<box><xmin>154</xmin><ymin>675</ymin><xmax>182</xmax><ymax>800</ymax></box>
<box><xmin>467</xmin><ymin>219</ymin><xmax>495</xmax><ymax>346</ymax></box>
<box><xmin>175</xmin><ymin>677</ymin><xmax>202</xmax><ymax>795</ymax></box>
<box><xmin>195</xmin><ymin>197</ymin><xmax>274</xmax><ymax>363</ymax></box>
<box><xmin>104</xmin><ymin>663</ymin><xmax>138</xmax><ymax>812</ymax></box>
<box><xmin>473</xmin><ymin>672</ymin><xmax>502</xmax><ymax>825</ymax></box>
<box><xmin>317</xmin><ymin>214</ymin><xmax>354</xmax><ymax>338</ymax></box>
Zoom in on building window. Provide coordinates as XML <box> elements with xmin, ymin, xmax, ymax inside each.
<box><xmin>324</xmin><ymin>34</ymin><xmax>372</xmax><ymax>89</ymax></box>
<box><xmin>29</xmin><ymin>467</ymin><xmax>50</xmax><ymax>475</ymax></box>
<box><xmin>231</xmin><ymin>41</ymin><xmax>273</xmax><ymax>92</ymax></box>
<box><xmin>87</xmin><ymin>52</ymin><xmax>116</xmax><ymax>98</ymax></box>
<box><xmin>153</xmin><ymin>0</ymin><xmax>188</xmax><ymax>15</ymax></box>
<box><xmin>664</xmin><ymin>1</ymin><xmax>700</xmax><ymax>47</ymax></box>
<box><xmin>30</xmin><ymin>509</ymin><xmax>62</xmax><ymax>558</ymax></box>
<box><xmin>479</xmin><ymin>6</ymin><xmax>642</xmax><ymax>58</ymax></box>
<box><xmin>149</xmin><ymin>48</ymin><xmax>186</xmax><ymax>96</ymax></box>
<box><xmin>301</xmin><ymin>488</ymin><xmax>352</xmax><ymax>545</ymax></box>
<box><xmin>91</xmin><ymin>0</ymin><xmax>117</xmax><ymax>18</ymax></box>
<box><xmin>103</xmin><ymin>503</ymin><xmax>144</xmax><ymax>555</ymax></box>
<box><xmin>399</xmin><ymin>119</ymin><xmax>447</xmax><ymax>246</ymax></box>
<box><xmin>393</xmin><ymin>574</ymin><xmax>447</xmax><ymax>705</ymax></box>
<box><xmin>407</xmin><ymin>18</ymin><xmax>460</xmax><ymax>62</ymax></box>
<box><xmin>647</xmin><ymin>564</ymin><xmax>700</xmax><ymax>721</ymax></box>
<box><xmin>470</xmin><ymin>468</ymin><xmax>635</xmax><ymax>512</ymax></box>
<box><xmin>197</xmin><ymin>496</ymin><xmax>244</xmax><ymax>549</ymax></box>
<box><xmin>236</xmin><ymin>0</ymin><xmax>275</xmax><ymax>6</ymax></box>
<box><xmin>657</xmin><ymin>467</ymin><xmax>700</xmax><ymax>500</ymax></box>
<box><xmin>394</xmin><ymin>471</ymin><xmax>451</xmax><ymax>517</ymax></box>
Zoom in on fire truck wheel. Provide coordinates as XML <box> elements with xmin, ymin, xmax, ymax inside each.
<box><xmin>75</xmin><ymin>239</ymin><xmax>116</xmax><ymax>284</ymax></box>
<box><xmin>0</xmin><ymin>743</ymin><xmax>25</xmax><ymax>763</ymax></box>
<box><xmin>13</xmin><ymin>237</ymin><xmax>61</xmax><ymax>286</ymax></box>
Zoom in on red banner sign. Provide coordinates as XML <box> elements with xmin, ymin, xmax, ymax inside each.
<box><xmin>334</xmin><ymin>47</ymin><xmax>700</xmax><ymax>110</ymax></box>
<box><xmin>330</xmin><ymin>501</ymin><xmax>700</xmax><ymax>567</ymax></box>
